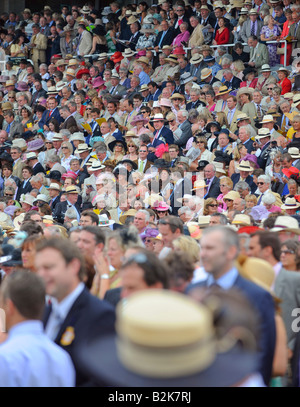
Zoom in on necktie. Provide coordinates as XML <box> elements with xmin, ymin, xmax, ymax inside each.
<box><xmin>251</xmin><ymin>22</ymin><xmax>255</xmax><ymax>36</ymax></box>
<box><xmin>282</xmin><ymin>115</ymin><xmax>287</xmax><ymax>132</ymax></box>
<box><xmin>159</xmin><ymin>30</ymin><xmax>166</xmax><ymax>48</ymax></box>
<box><xmin>258</xmin><ymin>193</ymin><xmax>264</xmax><ymax>205</ymax></box>
<box><xmin>110</xmin><ymin>86</ymin><xmax>115</xmax><ymax>94</ymax></box>
<box><xmin>257</xmin><ymin>104</ymin><xmax>263</xmax><ymax>120</ymax></box>
<box><xmin>49</xmin><ymin>110</ymin><xmax>53</xmax><ymax>117</ymax></box>
<box><xmin>6</xmin><ymin>123</ymin><xmax>11</xmax><ymax>133</ymax></box>
<box><xmin>139</xmin><ymin>160</ymin><xmax>144</xmax><ymax>172</ymax></box>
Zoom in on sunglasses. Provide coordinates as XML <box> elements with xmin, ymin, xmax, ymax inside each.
<box><xmin>208</xmin><ymin>204</ymin><xmax>218</xmax><ymax>207</ymax></box>
<box><xmin>281</xmin><ymin>249</ymin><xmax>295</xmax><ymax>255</ymax></box>
<box><xmin>62</xmin><ymin>146</ymin><xmax>69</xmax><ymax>149</ymax></box>
<box><xmin>267</xmin><ymin>87</ymin><xmax>274</xmax><ymax>90</ymax></box>
<box><xmin>257</xmin><ymin>182</ymin><xmax>265</xmax><ymax>185</ymax></box>
<box><xmin>220</xmin><ymin>184</ymin><xmax>228</xmax><ymax>187</ymax></box>
<box><xmin>4</xmin><ymin>193</ymin><xmax>13</xmax><ymax>197</ymax></box>
<box><xmin>141</xmin><ymin>111</ymin><xmax>147</xmax><ymax>114</ymax></box>
<box><xmin>86</xmin><ymin>108</ymin><xmax>92</xmax><ymax>110</ymax></box>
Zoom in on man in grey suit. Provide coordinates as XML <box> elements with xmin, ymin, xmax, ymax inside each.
<box><xmin>77</xmin><ymin>24</ymin><xmax>92</xmax><ymax>57</ymax></box>
<box><xmin>248</xmin><ymin>230</ymin><xmax>300</xmax><ymax>353</ymax></box>
<box><xmin>247</xmin><ymin>35</ymin><xmax>269</xmax><ymax>72</ymax></box>
<box><xmin>288</xmin><ymin>9</ymin><xmax>300</xmax><ymax>49</ymax></box>
<box><xmin>108</xmin><ymin>73</ymin><xmax>127</xmax><ymax>97</ymax></box>
<box><xmin>240</xmin><ymin>9</ymin><xmax>263</xmax><ymax>52</ymax></box>
<box><xmin>173</xmin><ymin>110</ymin><xmax>193</xmax><ymax>149</ymax></box>
<box><xmin>3</xmin><ymin>110</ymin><xmax>24</xmax><ymax>139</ymax></box>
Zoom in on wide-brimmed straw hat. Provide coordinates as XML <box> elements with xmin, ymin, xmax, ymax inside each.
<box><xmin>76</xmin><ymin>290</ymin><xmax>259</xmax><ymax>387</ymax></box>
<box><xmin>281</xmin><ymin>197</ymin><xmax>300</xmax><ymax>211</ymax></box>
<box><xmin>216</xmin><ymin>86</ymin><xmax>231</xmax><ymax>96</ymax></box>
<box><xmin>236</xmin><ymin>160</ymin><xmax>252</xmax><ymax>172</ymax></box>
<box><xmin>271</xmin><ymin>215</ymin><xmax>300</xmax><ymax>234</ymax></box>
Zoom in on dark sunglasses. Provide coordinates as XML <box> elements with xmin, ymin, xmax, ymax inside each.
<box><xmin>257</xmin><ymin>182</ymin><xmax>265</xmax><ymax>185</ymax></box>
<box><xmin>281</xmin><ymin>249</ymin><xmax>295</xmax><ymax>255</ymax></box>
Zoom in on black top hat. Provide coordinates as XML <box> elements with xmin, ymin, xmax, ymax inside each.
<box><xmin>46</xmin><ymin>170</ymin><xmax>62</xmax><ymax>181</ymax></box>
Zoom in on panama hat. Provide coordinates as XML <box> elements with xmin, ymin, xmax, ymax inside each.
<box><xmin>190</xmin><ymin>54</ymin><xmax>204</xmax><ymax>65</ymax></box>
<box><xmin>239</xmin><ymin>258</ymin><xmax>275</xmax><ymax>294</ymax></box>
<box><xmin>292</xmin><ymin>94</ymin><xmax>300</xmax><ymax>108</ymax></box>
<box><xmin>55</xmin><ymin>59</ymin><xmax>68</xmax><ymax>67</ymax></box>
<box><xmin>70</xmin><ymin>132</ymin><xmax>85</xmax><ymax>142</ymax></box>
<box><xmin>127</xmin><ymin>15</ymin><xmax>138</xmax><ymax>24</ymax></box>
<box><xmin>236</xmin><ymin>160</ymin><xmax>252</xmax><ymax>172</ymax></box>
<box><xmin>119</xmin><ymin>209</ymin><xmax>137</xmax><ymax>224</ymax></box>
<box><xmin>236</xmin><ymin>113</ymin><xmax>250</xmax><ymax>122</ymax></box>
<box><xmin>223</xmin><ymin>191</ymin><xmax>240</xmax><ymax>201</ymax></box>
<box><xmin>249</xmin><ymin>8</ymin><xmax>259</xmax><ymax>14</ymax></box>
<box><xmin>237</xmin><ymin>87</ymin><xmax>254</xmax><ymax>98</ymax></box>
<box><xmin>201</xmin><ymin>68</ymin><xmax>212</xmax><ymax>80</ymax></box>
<box><xmin>259</xmin><ymin>115</ymin><xmax>275</xmax><ymax>124</ymax></box>
<box><xmin>260</xmin><ymin>64</ymin><xmax>271</xmax><ymax>73</ymax></box>
<box><xmin>232</xmin><ymin>214</ymin><xmax>251</xmax><ymax>226</ymax></box>
<box><xmin>271</xmin><ymin>215</ymin><xmax>300</xmax><ymax>234</ymax></box>
<box><xmin>68</xmin><ymin>59</ymin><xmax>78</xmax><ymax>67</ymax></box>
<box><xmin>1</xmin><ymin>102</ymin><xmax>13</xmax><ymax>111</ymax></box>
<box><xmin>51</xmin><ymin>133</ymin><xmax>63</xmax><ymax>142</ymax></box>
<box><xmin>75</xmin><ymin>143</ymin><xmax>92</xmax><ymax>154</ymax></box>
<box><xmin>283</xmin><ymin>92</ymin><xmax>294</xmax><ymax>100</ymax></box>
<box><xmin>80</xmin><ymin>5</ymin><xmax>90</xmax><ymax>14</ymax></box>
<box><xmin>212</xmin><ymin>161</ymin><xmax>226</xmax><ymax>174</ymax></box>
<box><xmin>137</xmin><ymin>56</ymin><xmax>150</xmax><ymax>66</ymax></box>
<box><xmin>216</xmin><ymin>86</ymin><xmax>231</xmax><ymax>96</ymax></box>
<box><xmin>170</xmin><ymin>93</ymin><xmax>185</xmax><ymax>100</ymax></box>
<box><xmin>48</xmin><ymin>183</ymin><xmax>61</xmax><ymax>191</ymax></box>
<box><xmin>139</xmin><ymin>84</ymin><xmax>149</xmax><ymax>92</ymax></box>
<box><xmin>33</xmin><ymin>194</ymin><xmax>49</xmax><ymax>204</ymax></box>
<box><xmin>180</xmin><ymin>72</ymin><xmax>194</xmax><ymax>85</ymax></box>
<box><xmin>124</xmin><ymin>130</ymin><xmax>139</xmax><ymax>139</ymax></box>
<box><xmin>76</xmin><ymin>290</ymin><xmax>259</xmax><ymax>387</ymax></box>
<box><xmin>255</xmin><ymin>128</ymin><xmax>271</xmax><ymax>139</ymax></box>
<box><xmin>89</xmin><ymin>160</ymin><xmax>105</xmax><ymax>172</ymax></box>
<box><xmin>122</xmin><ymin>48</ymin><xmax>136</xmax><ymax>58</ymax></box>
<box><xmin>281</xmin><ymin>197</ymin><xmax>300</xmax><ymax>211</ymax></box>
<box><xmin>47</xmin><ymin>86</ymin><xmax>58</xmax><ymax>95</ymax></box>
<box><xmin>20</xmin><ymin>193</ymin><xmax>35</xmax><ymax>206</ymax></box>
<box><xmin>152</xmin><ymin>113</ymin><xmax>166</xmax><ymax>122</ymax></box>
<box><xmin>288</xmin><ymin>147</ymin><xmax>300</xmax><ymax>159</ymax></box>
<box><xmin>26</xmin><ymin>152</ymin><xmax>37</xmax><ymax>161</ymax></box>
<box><xmin>12</xmin><ymin>139</ymin><xmax>27</xmax><ymax>150</ymax></box>
<box><xmin>56</xmin><ymin>81</ymin><xmax>66</xmax><ymax>91</ymax></box>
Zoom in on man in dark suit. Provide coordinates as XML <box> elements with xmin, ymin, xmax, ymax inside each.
<box><xmin>154</xmin><ymin>20</ymin><xmax>175</xmax><ymax>51</ymax></box>
<box><xmin>134</xmin><ymin>145</ymin><xmax>153</xmax><ymax>173</ymax></box>
<box><xmin>172</xmin><ymin>4</ymin><xmax>192</xmax><ymax>36</ymax></box>
<box><xmin>127</xmin><ymin>22</ymin><xmax>142</xmax><ymax>51</ymax></box>
<box><xmin>148</xmin><ymin>114</ymin><xmax>174</xmax><ymax>162</ymax></box>
<box><xmin>223</xmin><ymin>70</ymin><xmax>242</xmax><ymax>91</ymax></box>
<box><xmin>30</xmin><ymin>79</ymin><xmax>47</xmax><ymax>107</ymax></box>
<box><xmin>59</xmin><ymin>105</ymin><xmax>79</xmax><ymax>133</ymax></box>
<box><xmin>39</xmin><ymin>96</ymin><xmax>63</xmax><ymax>130</ymax></box>
<box><xmin>204</xmin><ymin>163</ymin><xmax>221</xmax><ymax>198</ymax></box>
<box><xmin>170</xmin><ymin>167</ymin><xmax>193</xmax><ymax>216</ymax></box>
<box><xmin>26</xmin><ymin>152</ymin><xmax>46</xmax><ymax>175</ymax></box>
<box><xmin>15</xmin><ymin>165</ymin><xmax>33</xmax><ymax>202</ymax></box>
<box><xmin>231</xmin><ymin>161</ymin><xmax>257</xmax><ymax>194</ymax></box>
<box><xmin>48</xmin><ymin>183</ymin><xmax>61</xmax><ymax>211</ymax></box>
<box><xmin>36</xmin><ymin>237</ymin><xmax>116</xmax><ymax>387</ymax></box>
<box><xmin>173</xmin><ymin>110</ymin><xmax>193</xmax><ymax>149</ymax></box>
<box><xmin>53</xmin><ymin>185</ymin><xmax>81</xmax><ymax>224</ymax></box>
<box><xmin>186</xmin><ymin>226</ymin><xmax>276</xmax><ymax>386</ymax></box>
<box><xmin>238</xmin><ymin>124</ymin><xmax>255</xmax><ymax>153</ymax></box>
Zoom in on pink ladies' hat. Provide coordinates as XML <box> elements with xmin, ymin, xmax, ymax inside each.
<box><xmin>92</xmin><ymin>76</ymin><xmax>105</xmax><ymax>88</ymax></box>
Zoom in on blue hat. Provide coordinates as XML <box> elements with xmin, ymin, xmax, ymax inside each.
<box><xmin>204</xmin><ymin>56</ymin><xmax>215</xmax><ymax>62</ymax></box>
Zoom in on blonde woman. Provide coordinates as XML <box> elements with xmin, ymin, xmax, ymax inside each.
<box><xmin>61</xmin><ymin>141</ymin><xmax>76</xmax><ymax>172</ymax></box>
<box><xmin>217</xmin><ymin>176</ymin><xmax>233</xmax><ymax>211</ymax></box>
<box><xmin>228</xmin><ymin>143</ymin><xmax>249</xmax><ymax>177</ymax></box>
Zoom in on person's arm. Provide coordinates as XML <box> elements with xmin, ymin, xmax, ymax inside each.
<box><xmin>272</xmin><ymin>314</ymin><xmax>288</xmax><ymax>378</ymax></box>
<box><xmin>91</xmin><ymin>248</ymin><xmax>112</xmax><ymax>300</ymax></box>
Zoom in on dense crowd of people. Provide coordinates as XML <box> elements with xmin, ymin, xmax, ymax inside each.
<box><xmin>0</xmin><ymin>0</ymin><xmax>300</xmax><ymax>388</ymax></box>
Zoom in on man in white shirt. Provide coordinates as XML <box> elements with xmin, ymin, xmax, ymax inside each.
<box><xmin>0</xmin><ymin>271</ymin><xmax>75</xmax><ymax>387</ymax></box>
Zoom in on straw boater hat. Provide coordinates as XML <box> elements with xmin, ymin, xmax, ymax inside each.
<box><xmin>76</xmin><ymin>289</ymin><xmax>259</xmax><ymax>387</ymax></box>
<box><xmin>170</xmin><ymin>93</ymin><xmax>185</xmax><ymax>101</ymax></box>
<box><xmin>239</xmin><ymin>258</ymin><xmax>275</xmax><ymax>294</ymax></box>
<box><xmin>236</xmin><ymin>160</ymin><xmax>252</xmax><ymax>172</ymax></box>
<box><xmin>65</xmin><ymin>185</ymin><xmax>79</xmax><ymax>194</ymax></box>
<box><xmin>65</xmin><ymin>68</ymin><xmax>76</xmax><ymax>77</ymax></box>
<box><xmin>201</xmin><ymin>68</ymin><xmax>212</xmax><ymax>80</ymax></box>
<box><xmin>281</xmin><ymin>197</ymin><xmax>300</xmax><ymax>211</ymax></box>
<box><xmin>137</xmin><ymin>56</ymin><xmax>150</xmax><ymax>66</ymax></box>
<box><xmin>216</xmin><ymin>86</ymin><xmax>231</xmax><ymax>96</ymax></box>
<box><xmin>55</xmin><ymin>59</ymin><xmax>68</xmax><ymax>68</ymax></box>
<box><xmin>192</xmin><ymin>179</ymin><xmax>207</xmax><ymax>191</ymax></box>
<box><xmin>283</xmin><ymin>92</ymin><xmax>294</xmax><ymax>100</ymax></box>
<box><xmin>89</xmin><ymin>160</ymin><xmax>105</xmax><ymax>172</ymax></box>
<box><xmin>56</xmin><ymin>81</ymin><xmax>65</xmax><ymax>91</ymax></box>
<box><xmin>223</xmin><ymin>191</ymin><xmax>240</xmax><ymax>201</ymax></box>
<box><xmin>165</xmin><ymin>54</ymin><xmax>179</xmax><ymax>64</ymax></box>
<box><xmin>139</xmin><ymin>84</ymin><xmax>149</xmax><ymax>92</ymax></box>
<box><xmin>68</xmin><ymin>58</ymin><xmax>78</xmax><ymax>67</ymax></box>
<box><xmin>270</xmin><ymin>215</ymin><xmax>300</xmax><ymax>234</ymax></box>
<box><xmin>119</xmin><ymin>209</ymin><xmax>137</xmax><ymax>224</ymax></box>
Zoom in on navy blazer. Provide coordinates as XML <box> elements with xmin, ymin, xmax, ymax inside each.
<box><xmin>39</xmin><ymin>107</ymin><xmax>63</xmax><ymax>128</ymax></box>
<box><xmin>15</xmin><ymin>178</ymin><xmax>33</xmax><ymax>202</ymax></box>
<box><xmin>231</xmin><ymin>173</ymin><xmax>257</xmax><ymax>194</ymax></box>
<box><xmin>170</xmin><ymin>178</ymin><xmax>193</xmax><ymax>216</ymax></box>
<box><xmin>186</xmin><ymin>274</ymin><xmax>276</xmax><ymax>386</ymax></box>
<box><xmin>205</xmin><ymin>176</ymin><xmax>220</xmax><ymax>198</ymax></box>
<box><xmin>224</xmin><ymin>76</ymin><xmax>242</xmax><ymax>91</ymax></box>
<box><xmin>32</xmin><ymin>162</ymin><xmax>46</xmax><ymax>175</ymax></box>
<box><xmin>153</xmin><ymin>126</ymin><xmax>174</xmax><ymax>145</ymax></box>
<box><xmin>53</xmin><ymin>200</ymin><xmax>81</xmax><ymax>224</ymax></box>
<box><xmin>154</xmin><ymin>28</ymin><xmax>175</xmax><ymax>48</ymax></box>
<box><xmin>43</xmin><ymin>287</ymin><xmax>116</xmax><ymax>387</ymax></box>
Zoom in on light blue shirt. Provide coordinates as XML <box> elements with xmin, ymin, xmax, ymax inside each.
<box><xmin>0</xmin><ymin>320</ymin><xmax>75</xmax><ymax>387</ymax></box>
<box><xmin>206</xmin><ymin>267</ymin><xmax>239</xmax><ymax>290</ymax></box>
<box><xmin>45</xmin><ymin>282</ymin><xmax>85</xmax><ymax>341</ymax></box>
<box><xmin>139</xmin><ymin>71</ymin><xmax>150</xmax><ymax>86</ymax></box>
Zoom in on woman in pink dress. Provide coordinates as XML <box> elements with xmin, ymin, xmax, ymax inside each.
<box><xmin>172</xmin><ymin>22</ymin><xmax>190</xmax><ymax>48</ymax></box>
<box><xmin>205</xmin><ymin>90</ymin><xmax>216</xmax><ymax>112</ymax></box>
<box><xmin>131</xmin><ymin>115</ymin><xmax>149</xmax><ymax>137</ymax></box>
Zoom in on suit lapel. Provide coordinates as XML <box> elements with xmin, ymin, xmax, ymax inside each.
<box><xmin>274</xmin><ymin>269</ymin><xmax>285</xmax><ymax>298</ymax></box>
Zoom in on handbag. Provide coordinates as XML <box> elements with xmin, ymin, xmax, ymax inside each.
<box><xmin>277</xmin><ymin>46</ymin><xmax>285</xmax><ymax>55</ymax></box>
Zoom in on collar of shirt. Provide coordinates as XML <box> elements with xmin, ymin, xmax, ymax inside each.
<box><xmin>8</xmin><ymin>320</ymin><xmax>44</xmax><ymax>340</ymax></box>
<box><xmin>50</xmin><ymin>282</ymin><xmax>85</xmax><ymax>320</ymax></box>
<box><xmin>271</xmin><ymin>262</ymin><xmax>282</xmax><ymax>289</ymax></box>
<box><xmin>206</xmin><ymin>267</ymin><xmax>239</xmax><ymax>289</ymax></box>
